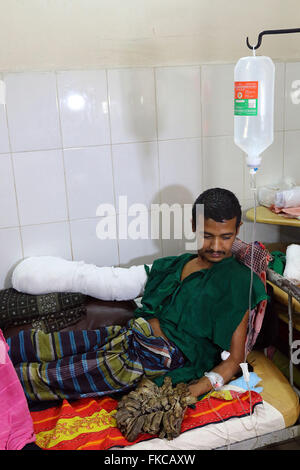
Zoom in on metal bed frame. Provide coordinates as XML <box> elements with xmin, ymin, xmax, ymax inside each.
<box><xmin>218</xmin><ymin>267</ymin><xmax>300</xmax><ymax>450</ymax></box>
<box><xmin>266</xmin><ymin>267</ymin><xmax>300</xmax><ymax>399</ymax></box>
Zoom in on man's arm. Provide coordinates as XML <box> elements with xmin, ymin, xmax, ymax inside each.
<box><xmin>188</xmin><ymin>311</ymin><xmax>249</xmax><ymax>398</ymax></box>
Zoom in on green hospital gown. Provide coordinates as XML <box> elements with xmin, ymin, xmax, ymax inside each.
<box><xmin>134</xmin><ymin>253</ymin><xmax>269</xmax><ymax>386</ymax></box>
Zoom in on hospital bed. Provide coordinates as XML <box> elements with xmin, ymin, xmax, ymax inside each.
<box><xmin>5</xmin><ymin>290</ymin><xmax>299</xmax><ymax>450</ymax></box>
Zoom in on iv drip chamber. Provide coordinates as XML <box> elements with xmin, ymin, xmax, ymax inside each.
<box><xmin>234</xmin><ymin>55</ymin><xmax>275</xmax><ymax>169</ymax></box>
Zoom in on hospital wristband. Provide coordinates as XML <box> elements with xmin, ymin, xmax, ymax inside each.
<box><xmin>204</xmin><ymin>371</ymin><xmax>224</xmax><ymax>391</ymax></box>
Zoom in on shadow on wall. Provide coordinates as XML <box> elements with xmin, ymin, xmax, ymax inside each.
<box><xmin>4</xmin><ymin>260</ymin><xmax>20</xmax><ymax>290</ymax></box>
<box><xmin>109</xmin><ymin>65</ymin><xmax>158</xmax><ymax>146</ymax></box>
<box><xmin>119</xmin><ymin>184</ymin><xmax>198</xmax><ymax>267</ymax></box>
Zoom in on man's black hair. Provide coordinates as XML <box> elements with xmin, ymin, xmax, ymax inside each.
<box><xmin>192</xmin><ymin>188</ymin><xmax>242</xmax><ymax>229</ymax></box>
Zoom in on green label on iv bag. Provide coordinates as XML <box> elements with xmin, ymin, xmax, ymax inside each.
<box><xmin>234</xmin><ymin>81</ymin><xmax>258</xmax><ymax>116</ymax></box>
<box><xmin>234</xmin><ymin>99</ymin><xmax>258</xmax><ymax>116</ymax></box>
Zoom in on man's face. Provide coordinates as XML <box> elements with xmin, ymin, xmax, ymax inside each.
<box><xmin>196</xmin><ymin>217</ymin><xmax>240</xmax><ymax>263</ymax></box>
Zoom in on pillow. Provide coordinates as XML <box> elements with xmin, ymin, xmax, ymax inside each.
<box><xmin>283</xmin><ymin>244</ymin><xmax>300</xmax><ymax>284</ymax></box>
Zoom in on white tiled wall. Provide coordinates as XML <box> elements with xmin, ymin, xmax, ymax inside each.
<box><xmin>0</xmin><ymin>62</ymin><xmax>299</xmax><ymax>288</ymax></box>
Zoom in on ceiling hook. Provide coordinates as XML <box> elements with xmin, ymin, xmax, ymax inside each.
<box><xmin>246</xmin><ymin>28</ymin><xmax>300</xmax><ymax>50</ymax></box>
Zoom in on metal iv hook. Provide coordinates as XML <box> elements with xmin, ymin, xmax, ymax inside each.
<box><xmin>246</xmin><ymin>28</ymin><xmax>300</xmax><ymax>50</ymax></box>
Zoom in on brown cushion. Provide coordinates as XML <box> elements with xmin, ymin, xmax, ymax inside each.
<box><xmin>248</xmin><ymin>350</ymin><xmax>300</xmax><ymax>427</ymax></box>
<box><xmin>66</xmin><ymin>297</ymin><xmax>136</xmax><ymax>330</ymax></box>
<box><xmin>3</xmin><ymin>296</ymin><xmax>136</xmax><ymax>338</ymax></box>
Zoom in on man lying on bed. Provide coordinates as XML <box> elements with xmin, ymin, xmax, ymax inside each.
<box><xmin>7</xmin><ymin>188</ymin><xmax>268</xmax><ymax>402</ymax></box>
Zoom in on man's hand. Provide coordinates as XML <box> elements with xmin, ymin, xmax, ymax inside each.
<box><xmin>148</xmin><ymin>318</ymin><xmax>169</xmax><ymax>342</ymax></box>
<box><xmin>188</xmin><ymin>376</ymin><xmax>212</xmax><ymax>398</ymax></box>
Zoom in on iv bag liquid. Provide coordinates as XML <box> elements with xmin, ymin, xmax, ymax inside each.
<box><xmin>234</xmin><ymin>56</ymin><xmax>275</xmax><ymax>168</ymax></box>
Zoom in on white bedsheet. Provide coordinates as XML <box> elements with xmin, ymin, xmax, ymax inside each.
<box><xmin>112</xmin><ymin>386</ymin><xmax>285</xmax><ymax>451</ymax></box>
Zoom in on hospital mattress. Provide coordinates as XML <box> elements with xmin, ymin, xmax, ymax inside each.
<box><xmin>113</xmin><ymin>350</ymin><xmax>299</xmax><ymax>450</ymax></box>
<box><xmin>5</xmin><ymin>297</ymin><xmax>299</xmax><ymax>450</ymax></box>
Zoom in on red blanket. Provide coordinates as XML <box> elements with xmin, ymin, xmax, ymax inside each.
<box><xmin>30</xmin><ymin>390</ymin><xmax>262</xmax><ymax>450</ymax></box>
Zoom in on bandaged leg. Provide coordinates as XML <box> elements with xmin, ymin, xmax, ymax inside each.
<box><xmin>12</xmin><ymin>256</ymin><xmax>150</xmax><ymax>300</ymax></box>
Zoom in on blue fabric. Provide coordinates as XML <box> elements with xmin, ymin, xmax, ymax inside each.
<box><xmin>229</xmin><ymin>372</ymin><xmax>263</xmax><ymax>393</ymax></box>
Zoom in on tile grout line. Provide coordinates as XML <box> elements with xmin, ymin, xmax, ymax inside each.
<box><xmin>199</xmin><ymin>65</ymin><xmax>204</xmax><ymax>194</ymax></box>
<box><xmin>54</xmin><ymin>71</ymin><xmax>75</xmax><ymax>261</ymax></box>
<box><xmin>282</xmin><ymin>62</ymin><xmax>287</xmax><ymax>178</ymax></box>
<box><xmin>0</xmin><ymin>60</ymin><xmax>293</xmax><ymax>76</ymax></box>
<box><xmin>106</xmin><ymin>68</ymin><xmax>121</xmax><ymax>266</ymax></box>
<box><xmin>1</xmin><ymin>73</ymin><xmax>25</xmax><ymax>259</ymax></box>
<box><xmin>153</xmin><ymin>67</ymin><xmax>163</xmax><ymax>257</ymax></box>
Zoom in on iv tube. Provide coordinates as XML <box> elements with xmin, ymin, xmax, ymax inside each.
<box><xmin>243</xmin><ymin>169</ymin><xmax>259</xmax><ymax>444</ymax></box>
<box><xmin>245</xmin><ymin>168</ymin><xmax>257</xmax><ymax>362</ymax></box>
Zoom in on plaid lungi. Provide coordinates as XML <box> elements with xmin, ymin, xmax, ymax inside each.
<box><xmin>7</xmin><ymin>317</ymin><xmax>185</xmax><ymax>402</ymax></box>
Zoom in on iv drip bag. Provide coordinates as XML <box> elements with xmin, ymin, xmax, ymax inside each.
<box><xmin>234</xmin><ymin>55</ymin><xmax>275</xmax><ymax>169</ymax></box>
